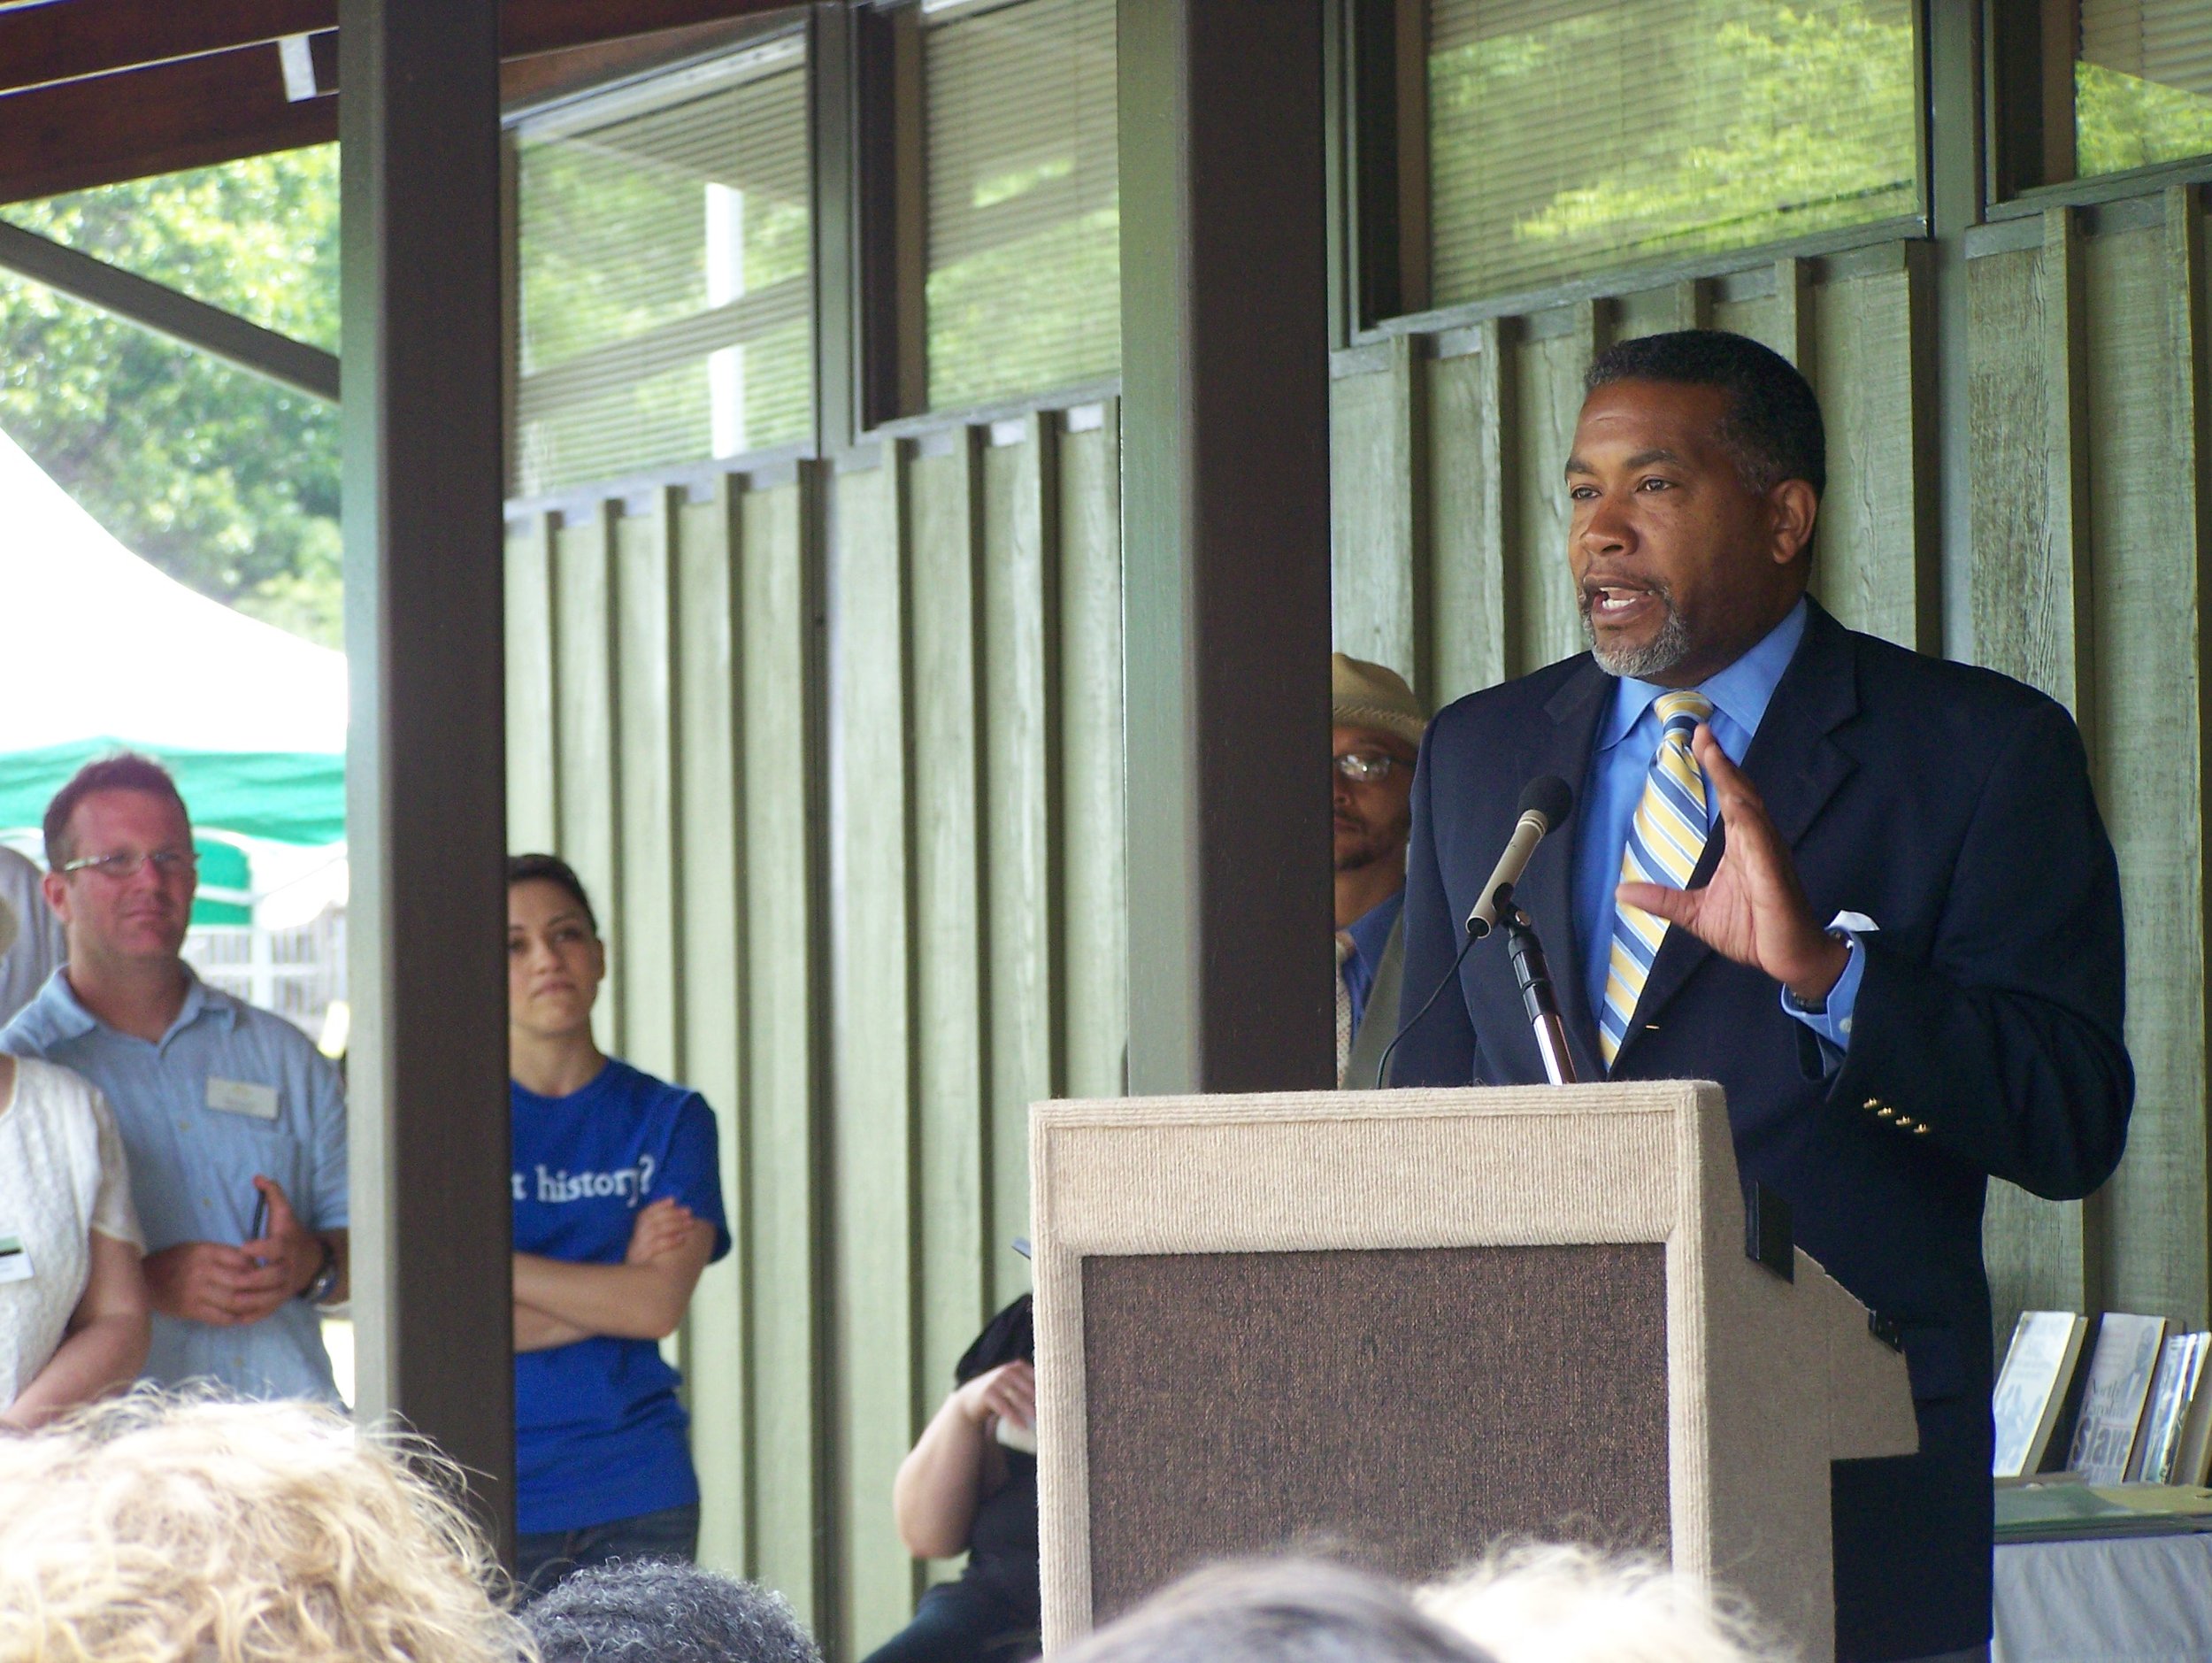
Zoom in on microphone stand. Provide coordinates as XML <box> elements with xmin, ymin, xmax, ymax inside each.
<box><xmin>1494</xmin><ymin>884</ymin><xmax>1578</xmax><ymax>1086</ymax></box>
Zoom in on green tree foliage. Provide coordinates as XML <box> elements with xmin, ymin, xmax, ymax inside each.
<box><xmin>1429</xmin><ymin>0</ymin><xmax>1918</xmax><ymax>302</ymax></box>
<box><xmin>2076</xmin><ymin>62</ymin><xmax>2212</xmax><ymax>179</ymax></box>
<box><xmin>0</xmin><ymin>148</ymin><xmax>342</xmax><ymax>647</ymax></box>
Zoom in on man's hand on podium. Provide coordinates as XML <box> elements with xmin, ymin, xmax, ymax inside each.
<box><xmin>1615</xmin><ymin>723</ymin><xmax>1850</xmax><ymax>1009</ymax></box>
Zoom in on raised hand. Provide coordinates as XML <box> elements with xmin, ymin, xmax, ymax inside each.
<box><xmin>1615</xmin><ymin>724</ymin><xmax>1848</xmax><ymax>1005</ymax></box>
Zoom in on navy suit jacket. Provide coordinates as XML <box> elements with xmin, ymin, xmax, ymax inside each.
<box><xmin>1396</xmin><ymin>597</ymin><xmax>2132</xmax><ymax>1662</ymax></box>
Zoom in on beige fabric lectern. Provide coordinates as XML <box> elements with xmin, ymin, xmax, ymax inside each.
<box><xmin>1030</xmin><ymin>1082</ymin><xmax>1917</xmax><ymax>1662</ymax></box>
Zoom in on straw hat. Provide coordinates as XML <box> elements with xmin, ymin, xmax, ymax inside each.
<box><xmin>1332</xmin><ymin>652</ymin><xmax>1426</xmax><ymax>751</ymax></box>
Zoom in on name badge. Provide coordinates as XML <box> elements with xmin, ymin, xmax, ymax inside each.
<box><xmin>206</xmin><ymin>1077</ymin><xmax>279</xmax><ymax>1120</ymax></box>
<box><xmin>0</xmin><ymin>1233</ymin><xmax>32</xmax><ymax>1284</ymax></box>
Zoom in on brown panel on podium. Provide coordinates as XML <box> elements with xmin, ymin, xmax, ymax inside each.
<box><xmin>1080</xmin><ymin>1243</ymin><xmax>1670</xmax><ymax>1620</ymax></box>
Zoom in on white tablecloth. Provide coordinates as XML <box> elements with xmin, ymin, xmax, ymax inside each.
<box><xmin>1993</xmin><ymin>1533</ymin><xmax>2212</xmax><ymax>1663</ymax></box>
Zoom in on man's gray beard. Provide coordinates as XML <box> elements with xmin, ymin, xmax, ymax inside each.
<box><xmin>1582</xmin><ymin>592</ymin><xmax>1694</xmax><ymax>679</ymax></box>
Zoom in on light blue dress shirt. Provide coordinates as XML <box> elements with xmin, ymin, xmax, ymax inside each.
<box><xmin>1571</xmin><ymin>597</ymin><xmax>1864</xmax><ymax>1054</ymax></box>
<box><xmin>1</xmin><ymin>966</ymin><xmax>349</xmax><ymax>1404</ymax></box>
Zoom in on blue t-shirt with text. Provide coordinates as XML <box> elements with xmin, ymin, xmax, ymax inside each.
<box><xmin>511</xmin><ymin>1059</ymin><xmax>731</xmax><ymax>1535</ymax></box>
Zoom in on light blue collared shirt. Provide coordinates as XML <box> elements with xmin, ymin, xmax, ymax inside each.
<box><xmin>1572</xmin><ymin>597</ymin><xmax>1864</xmax><ymax>1056</ymax></box>
<box><xmin>1</xmin><ymin>966</ymin><xmax>348</xmax><ymax>1404</ymax></box>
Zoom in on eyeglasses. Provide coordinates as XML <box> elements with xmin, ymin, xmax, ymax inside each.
<box><xmin>58</xmin><ymin>849</ymin><xmax>198</xmax><ymax>882</ymax></box>
<box><xmin>1334</xmin><ymin>752</ymin><xmax>1402</xmax><ymax>784</ymax></box>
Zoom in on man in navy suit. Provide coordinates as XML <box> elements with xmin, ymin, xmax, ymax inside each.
<box><xmin>1394</xmin><ymin>331</ymin><xmax>2131</xmax><ymax>1663</ymax></box>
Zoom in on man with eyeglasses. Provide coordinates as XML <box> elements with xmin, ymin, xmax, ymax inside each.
<box><xmin>1333</xmin><ymin>654</ymin><xmax>1427</xmax><ymax>1088</ymax></box>
<box><xmin>0</xmin><ymin>753</ymin><xmax>348</xmax><ymax>1404</ymax></box>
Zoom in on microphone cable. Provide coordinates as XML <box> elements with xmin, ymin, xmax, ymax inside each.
<box><xmin>1370</xmin><ymin>918</ymin><xmax>1484</xmax><ymax>1090</ymax></box>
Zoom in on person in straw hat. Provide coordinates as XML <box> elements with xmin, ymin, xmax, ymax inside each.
<box><xmin>1333</xmin><ymin>652</ymin><xmax>1427</xmax><ymax>1088</ymax></box>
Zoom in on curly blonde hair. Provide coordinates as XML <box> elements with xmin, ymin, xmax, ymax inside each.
<box><xmin>0</xmin><ymin>1390</ymin><xmax>532</xmax><ymax>1663</ymax></box>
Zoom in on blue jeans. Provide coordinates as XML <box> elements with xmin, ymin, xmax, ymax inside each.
<box><xmin>514</xmin><ymin>1501</ymin><xmax>701</xmax><ymax>1604</ymax></box>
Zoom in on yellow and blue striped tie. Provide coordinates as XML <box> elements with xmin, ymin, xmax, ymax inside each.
<box><xmin>1600</xmin><ymin>690</ymin><xmax>1714</xmax><ymax>1070</ymax></box>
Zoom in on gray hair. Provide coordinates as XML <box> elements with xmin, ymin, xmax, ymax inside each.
<box><xmin>1420</xmin><ymin>1543</ymin><xmax>1787</xmax><ymax>1663</ymax></box>
<box><xmin>522</xmin><ymin>1559</ymin><xmax>822</xmax><ymax>1663</ymax></box>
<box><xmin>1056</xmin><ymin>1559</ymin><xmax>1495</xmax><ymax>1663</ymax></box>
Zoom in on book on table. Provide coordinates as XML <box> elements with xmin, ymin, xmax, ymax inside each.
<box><xmin>2162</xmin><ymin>1332</ymin><xmax>2212</xmax><ymax>1486</ymax></box>
<box><xmin>1993</xmin><ymin>1311</ymin><xmax>2089</xmax><ymax>1478</ymax></box>
<box><xmin>2128</xmin><ymin>1332</ymin><xmax>2207</xmax><ymax>1483</ymax></box>
<box><xmin>2068</xmin><ymin>1313</ymin><xmax>2170</xmax><ymax>1485</ymax></box>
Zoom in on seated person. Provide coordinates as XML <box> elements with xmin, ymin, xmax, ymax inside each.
<box><xmin>0</xmin><ymin>1392</ymin><xmax>527</xmax><ymax>1663</ymax></box>
<box><xmin>868</xmin><ymin>1293</ymin><xmax>1039</xmax><ymax>1663</ymax></box>
<box><xmin>506</xmin><ymin>854</ymin><xmax>731</xmax><ymax>1598</ymax></box>
<box><xmin>524</xmin><ymin>1556</ymin><xmax>824</xmax><ymax>1663</ymax></box>
<box><xmin>0</xmin><ymin>1052</ymin><xmax>149</xmax><ymax>1428</ymax></box>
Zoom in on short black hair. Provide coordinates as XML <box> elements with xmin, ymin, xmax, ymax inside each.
<box><xmin>522</xmin><ymin>1559</ymin><xmax>822</xmax><ymax>1663</ymax></box>
<box><xmin>1585</xmin><ymin>328</ymin><xmax>1825</xmax><ymax>500</ymax></box>
<box><xmin>43</xmin><ymin>752</ymin><xmax>191</xmax><ymax>868</ymax></box>
<box><xmin>506</xmin><ymin>852</ymin><xmax>598</xmax><ymax>935</ymax></box>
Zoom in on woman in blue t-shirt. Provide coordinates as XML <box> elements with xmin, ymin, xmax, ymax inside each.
<box><xmin>505</xmin><ymin>853</ymin><xmax>732</xmax><ymax>1601</ymax></box>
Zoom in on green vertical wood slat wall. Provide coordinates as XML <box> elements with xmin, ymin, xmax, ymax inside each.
<box><xmin>982</xmin><ymin>420</ymin><xmax>1060</xmax><ymax>1313</ymax></box>
<box><xmin>2082</xmin><ymin>200</ymin><xmax>2210</xmax><ymax>1329</ymax></box>
<box><xmin>1966</xmin><ymin>215</ymin><xmax>2098</xmax><ymax>1324</ymax></box>
<box><xmin>736</xmin><ymin>473</ymin><xmax>829</xmax><ymax>1629</ymax></box>
<box><xmin>676</xmin><ymin>480</ymin><xmax>752</xmax><ymax>1576</ymax></box>
<box><xmin>827</xmin><ymin>445</ymin><xmax>923</xmax><ymax>1651</ymax></box>
<box><xmin>503</xmin><ymin>187</ymin><xmax>2211</xmax><ymax>1661</ymax></box>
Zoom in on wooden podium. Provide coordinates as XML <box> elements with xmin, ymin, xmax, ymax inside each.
<box><xmin>1029</xmin><ymin>1082</ymin><xmax>1916</xmax><ymax>1662</ymax></box>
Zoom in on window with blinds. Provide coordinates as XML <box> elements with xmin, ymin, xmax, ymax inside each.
<box><xmin>923</xmin><ymin>0</ymin><xmax>1118</xmax><ymax>412</ymax></box>
<box><xmin>513</xmin><ymin>35</ymin><xmax>810</xmax><ymax>497</ymax></box>
<box><xmin>2078</xmin><ymin>0</ymin><xmax>2212</xmax><ymax>176</ymax></box>
<box><xmin>1426</xmin><ymin>0</ymin><xmax>1920</xmax><ymax>307</ymax></box>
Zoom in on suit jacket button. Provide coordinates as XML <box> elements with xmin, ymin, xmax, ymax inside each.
<box><xmin>1877</xmin><ymin>1106</ymin><xmax>1894</xmax><ymax>1119</ymax></box>
<box><xmin>1863</xmin><ymin>1097</ymin><xmax>1881</xmax><ymax>1112</ymax></box>
<box><xmin>1912</xmin><ymin>1124</ymin><xmax>1931</xmax><ymax>1135</ymax></box>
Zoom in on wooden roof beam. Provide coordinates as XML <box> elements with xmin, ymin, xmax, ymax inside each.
<box><xmin>0</xmin><ymin>218</ymin><xmax>339</xmax><ymax>399</ymax></box>
<box><xmin>0</xmin><ymin>0</ymin><xmax>333</xmax><ymax>99</ymax></box>
<box><xmin>0</xmin><ymin>43</ymin><xmax>335</xmax><ymax>205</ymax></box>
<box><xmin>0</xmin><ymin>0</ymin><xmax>793</xmax><ymax>98</ymax></box>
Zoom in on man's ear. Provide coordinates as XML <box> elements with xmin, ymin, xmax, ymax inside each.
<box><xmin>1769</xmin><ymin>478</ymin><xmax>1819</xmax><ymax>566</ymax></box>
<box><xmin>40</xmin><ymin>869</ymin><xmax>71</xmax><ymax>926</ymax></box>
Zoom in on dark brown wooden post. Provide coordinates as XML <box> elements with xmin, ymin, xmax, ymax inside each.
<box><xmin>338</xmin><ymin>0</ymin><xmax>515</xmax><ymax>1559</ymax></box>
<box><xmin>1119</xmin><ymin>1</ymin><xmax>1335</xmax><ymax>1094</ymax></box>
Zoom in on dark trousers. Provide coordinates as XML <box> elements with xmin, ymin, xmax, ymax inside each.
<box><xmin>514</xmin><ymin>1501</ymin><xmax>701</xmax><ymax>1605</ymax></box>
<box><xmin>861</xmin><ymin>1579</ymin><xmax>1041</xmax><ymax>1663</ymax></box>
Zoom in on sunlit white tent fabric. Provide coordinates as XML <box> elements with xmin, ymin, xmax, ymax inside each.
<box><xmin>0</xmin><ymin>426</ymin><xmax>346</xmax><ymax>925</ymax></box>
<box><xmin>0</xmin><ymin>426</ymin><xmax>345</xmax><ymax>757</ymax></box>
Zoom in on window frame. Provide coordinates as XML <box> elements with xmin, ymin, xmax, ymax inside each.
<box><xmin>1985</xmin><ymin>0</ymin><xmax>2212</xmax><ymax>218</ymax></box>
<box><xmin>498</xmin><ymin>19</ymin><xmax>818</xmax><ymax>499</ymax></box>
<box><xmin>851</xmin><ymin>0</ymin><xmax>1125</xmax><ymax>434</ymax></box>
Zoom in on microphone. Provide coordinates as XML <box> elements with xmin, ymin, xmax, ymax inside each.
<box><xmin>1369</xmin><ymin>774</ymin><xmax>1577</xmax><ymax>1090</ymax></box>
<box><xmin>1463</xmin><ymin>775</ymin><xmax>1576</xmax><ymax>940</ymax></box>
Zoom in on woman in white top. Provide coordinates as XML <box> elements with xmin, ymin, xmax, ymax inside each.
<box><xmin>0</xmin><ymin>1053</ymin><xmax>149</xmax><ymax>1428</ymax></box>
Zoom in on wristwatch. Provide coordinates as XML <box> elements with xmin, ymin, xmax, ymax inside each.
<box><xmin>299</xmin><ymin>1237</ymin><xmax>340</xmax><ymax>1305</ymax></box>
